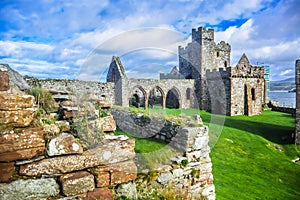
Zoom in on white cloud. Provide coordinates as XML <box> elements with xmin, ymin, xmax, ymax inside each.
<box><xmin>213</xmin><ymin>0</ymin><xmax>300</xmax><ymax>81</ymax></box>
<box><xmin>280</xmin><ymin>69</ymin><xmax>293</xmax><ymax>76</ymax></box>
<box><xmin>0</xmin><ymin>0</ymin><xmax>299</xmax><ymax>82</ymax></box>
<box><xmin>76</xmin><ymin>28</ymin><xmax>185</xmax><ymax>80</ymax></box>
<box><xmin>0</xmin><ymin>41</ymin><xmax>53</xmax><ymax>58</ymax></box>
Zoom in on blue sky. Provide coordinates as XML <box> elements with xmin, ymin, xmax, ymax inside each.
<box><xmin>0</xmin><ymin>0</ymin><xmax>299</xmax><ymax>81</ymax></box>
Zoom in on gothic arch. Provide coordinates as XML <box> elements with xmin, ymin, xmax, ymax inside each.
<box><xmin>166</xmin><ymin>87</ymin><xmax>181</xmax><ymax>109</ymax></box>
<box><xmin>129</xmin><ymin>85</ymin><xmax>147</xmax><ymax>108</ymax></box>
<box><xmin>148</xmin><ymin>86</ymin><xmax>165</xmax><ymax>109</ymax></box>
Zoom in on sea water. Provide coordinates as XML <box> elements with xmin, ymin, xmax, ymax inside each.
<box><xmin>269</xmin><ymin>90</ymin><xmax>296</xmax><ymax>108</ymax></box>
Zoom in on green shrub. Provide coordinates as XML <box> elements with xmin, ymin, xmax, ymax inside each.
<box><xmin>181</xmin><ymin>159</ymin><xmax>189</xmax><ymax>167</ymax></box>
<box><xmin>26</xmin><ymin>88</ymin><xmax>58</xmax><ymax>114</ymax></box>
<box><xmin>40</xmin><ymin>117</ymin><xmax>52</xmax><ymax>125</ymax></box>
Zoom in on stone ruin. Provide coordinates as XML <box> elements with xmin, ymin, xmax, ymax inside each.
<box><xmin>178</xmin><ymin>27</ymin><xmax>266</xmax><ymax>116</ymax></box>
<box><xmin>0</xmin><ymin>64</ymin><xmax>138</xmax><ymax>199</ymax></box>
<box><xmin>0</xmin><ymin>63</ymin><xmax>215</xmax><ymax>199</ymax></box>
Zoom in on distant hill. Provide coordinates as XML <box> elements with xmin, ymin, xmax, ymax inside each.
<box><xmin>270</xmin><ymin>77</ymin><xmax>295</xmax><ymax>91</ymax></box>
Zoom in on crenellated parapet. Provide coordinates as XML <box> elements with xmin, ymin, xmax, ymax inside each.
<box><xmin>231</xmin><ymin>65</ymin><xmax>264</xmax><ymax>78</ymax></box>
<box><xmin>216</xmin><ymin>41</ymin><xmax>231</xmax><ymax>52</ymax></box>
<box><xmin>192</xmin><ymin>27</ymin><xmax>214</xmax><ymax>43</ymax></box>
<box><xmin>206</xmin><ymin>67</ymin><xmax>231</xmax><ymax>80</ymax></box>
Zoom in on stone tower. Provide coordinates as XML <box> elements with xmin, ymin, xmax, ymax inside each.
<box><xmin>295</xmin><ymin>59</ymin><xmax>300</xmax><ymax>145</ymax></box>
<box><xmin>178</xmin><ymin>27</ymin><xmax>231</xmax><ymax>110</ymax></box>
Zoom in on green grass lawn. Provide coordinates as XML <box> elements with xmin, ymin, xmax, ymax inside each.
<box><xmin>205</xmin><ymin>110</ymin><xmax>300</xmax><ymax>200</ymax></box>
<box><xmin>118</xmin><ymin>107</ymin><xmax>300</xmax><ymax>199</ymax></box>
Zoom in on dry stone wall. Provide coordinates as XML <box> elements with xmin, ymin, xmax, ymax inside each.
<box><xmin>112</xmin><ymin>109</ymin><xmax>215</xmax><ymax>200</ymax></box>
<box><xmin>0</xmin><ymin>74</ymin><xmax>137</xmax><ymax>200</ymax></box>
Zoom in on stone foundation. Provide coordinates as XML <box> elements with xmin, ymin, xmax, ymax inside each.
<box><xmin>112</xmin><ymin>109</ymin><xmax>215</xmax><ymax>200</ymax></box>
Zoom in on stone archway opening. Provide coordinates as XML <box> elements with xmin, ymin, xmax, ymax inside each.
<box><xmin>166</xmin><ymin>87</ymin><xmax>180</xmax><ymax>109</ymax></box>
<box><xmin>148</xmin><ymin>86</ymin><xmax>164</xmax><ymax>109</ymax></box>
<box><xmin>129</xmin><ymin>86</ymin><xmax>146</xmax><ymax>108</ymax></box>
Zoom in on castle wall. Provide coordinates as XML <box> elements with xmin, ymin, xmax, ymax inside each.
<box><xmin>230</xmin><ymin>77</ymin><xmax>264</xmax><ymax>116</ymax></box>
<box><xmin>178</xmin><ymin>46</ymin><xmax>192</xmax><ymax>79</ymax></box>
<box><xmin>178</xmin><ymin>27</ymin><xmax>231</xmax><ymax>111</ymax></box>
<box><xmin>215</xmin><ymin>41</ymin><xmax>231</xmax><ymax>69</ymax></box>
<box><xmin>295</xmin><ymin>59</ymin><xmax>300</xmax><ymax>145</ymax></box>
<box><xmin>206</xmin><ymin>68</ymin><xmax>231</xmax><ymax>115</ymax></box>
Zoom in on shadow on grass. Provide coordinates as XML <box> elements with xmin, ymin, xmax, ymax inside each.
<box><xmin>223</xmin><ymin>117</ymin><xmax>294</xmax><ymax>144</ymax></box>
<box><xmin>200</xmin><ymin>111</ymin><xmax>295</xmax><ymax>145</ymax></box>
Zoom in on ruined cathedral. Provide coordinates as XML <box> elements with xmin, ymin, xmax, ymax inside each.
<box><xmin>107</xmin><ymin>26</ymin><xmax>266</xmax><ymax>116</ymax></box>
<box><xmin>176</xmin><ymin>27</ymin><xmax>265</xmax><ymax>116</ymax></box>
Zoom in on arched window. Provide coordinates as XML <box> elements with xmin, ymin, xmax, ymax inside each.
<box><xmin>217</xmin><ymin>51</ymin><xmax>220</xmax><ymax>57</ymax></box>
<box><xmin>129</xmin><ymin>86</ymin><xmax>146</xmax><ymax>108</ymax></box>
<box><xmin>186</xmin><ymin>88</ymin><xmax>191</xmax><ymax>100</ymax></box>
<box><xmin>148</xmin><ymin>86</ymin><xmax>164</xmax><ymax>108</ymax></box>
<box><xmin>224</xmin><ymin>61</ymin><xmax>227</xmax><ymax>68</ymax></box>
<box><xmin>112</xmin><ymin>68</ymin><xmax>116</xmax><ymax>82</ymax></box>
<box><xmin>166</xmin><ymin>88</ymin><xmax>180</xmax><ymax>109</ymax></box>
<box><xmin>251</xmin><ymin>88</ymin><xmax>256</xmax><ymax>100</ymax></box>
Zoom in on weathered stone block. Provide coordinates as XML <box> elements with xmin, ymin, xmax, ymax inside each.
<box><xmin>0</xmin><ymin>178</ymin><xmax>60</xmax><ymax>200</ymax></box>
<box><xmin>157</xmin><ymin>172</ymin><xmax>173</xmax><ymax>185</ymax></box>
<box><xmin>0</xmin><ymin>148</ymin><xmax>44</xmax><ymax>163</ymax></box>
<box><xmin>101</xmin><ymin>114</ymin><xmax>116</xmax><ymax>132</ymax></box>
<box><xmin>172</xmin><ymin>168</ymin><xmax>184</xmax><ymax>178</ymax></box>
<box><xmin>0</xmin><ymin>127</ymin><xmax>45</xmax><ymax>162</ymax></box>
<box><xmin>19</xmin><ymin>138</ymin><xmax>135</xmax><ymax>176</ymax></box>
<box><xmin>193</xmin><ymin>135</ymin><xmax>209</xmax><ymax>150</ymax></box>
<box><xmin>55</xmin><ymin>120</ymin><xmax>71</xmax><ymax>132</ymax></box>
<box><xmin>43</xmin><ymin>124</ymin><xmax>60</xmax><ymax>135</ymax></box>
<box><xmin>186</xmin><ymin>147</ymin><xmax>210</xmax><ymax>162</ymax></box>
<box><xmin>0</xmin><ymin>94</ymin><xmax>35</xmax><ymax>111</ymax></box>
<box><xmin>78</xmin><ymin>188</ymin><xmax>114</xmax><ymax>200</ymax></box>
<box><xmin>60</xmin><ymin>171</ymin><xmax>95</xmax><ymax>196</ymax></box>
<box><xmin>0</xmin><ymin>71</ymin><xmax>9</xmax><ymax>91</ymax></box>
<box><xmin>47</xmin><ymin>133</ymin><xmax>83</xmax><ymax>156</ymax></box>
<box><xmin>116</xmin><ymin>182</ymin><xmax>138</xmax><ymax>200</ymax></box>
<box><xmin>89</xmin><ymin>160</ymin><xmax>137</xmax><ymax>187</ymax></box>
<box><xmin>93</xmin><ymin>171</ymin><xmax>110</xmax><ymax>187</ymax></box>
<box><xmin>97</xmin><ymin>99</ymin><xmax>112</xmax><ymax>109</ymax></box>
<box><xmin>0</xmin><ymin>108</ymin><xmax>36</xmax><ymax>127</ymax></box>
<box><xmin>0</xmin><ymin>162</ymin><xmax>15</xmax><ymax>182</ymax></box>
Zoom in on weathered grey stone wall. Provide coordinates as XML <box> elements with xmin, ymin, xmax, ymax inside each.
<box><xmin>230</xmin><ymin>77</ymin><xmax>264</xmax><ymax>116</ymax></box>
<box><xmin>178</xmin><ymin>27</ymin><xmax>231</xmax><ymax>111</ymax></box>
<box><xmin>160</xmin><ymin>66</ymin><xmax>184</xmax><ymax>80</ymax></box>
<box><xmin>267</xmin><ymin>102</ymin><xmax>296</xmax><ymax>115</ymax></box>
<box><xmin>205</xmin><ymin>54</ymin><xmax>265</xmax><ymax>116</ymax></box>
<box><xmin>112</xmin><ymin>109</ymin><xmax>178</xmax><ymax>142</ymax></box>
<box><xmin>215</xmin><ymin>41</ymin><xmax>231</xmax><ymax>69</ymax></box>
<box><xmin>107</xmin><ymin>56</ymin><xmax>127</xmax><ymax>83</ymax></box>
<box><xmin>295</xmin><ymin>59</ymin><xmax>300</xmax><ymax>145</ymax></box>
<box><xmin>206</xmin><ymin>68</ymin><xmax>231</xmax><ymax>115</ymax></box>
<box><xmin>116</xmin><ymin>78</ymin><xmax>196</xmax><ymax>109</ymax></box>
<box><xmin>178</xmin><ymin>27</ymin><xmax>265</xmax><ymax>116</ymax></box>
<box><xmin>112</xmin><ymin>109</ymin><xmax>215</xmax><ymax>200</ymax></box>
<box><xmin>33</xmin><ymin>79</ymin><xmax>115</xmax><ymax>104</ymax></box>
